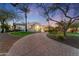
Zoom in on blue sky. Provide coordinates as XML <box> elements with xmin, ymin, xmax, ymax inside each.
<box><xmin>0</xmin><ymin>3</ymin><xmax>48</xmax><ymax>25</ymax></box>
<box><xmin>0</xmin><ymin>3</ymin><xmax>79</xmax><ymax>25</ymax></box>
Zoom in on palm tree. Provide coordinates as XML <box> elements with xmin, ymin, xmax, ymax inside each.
<box><xmin>11</xmin><ymin>3</ymin><xmax>30</xmax><ymax>32</ymax></box>
<box><xmin>19</xmin><ymin>4</ymin><xmax>30</xmax><ymax>32</ymax></box>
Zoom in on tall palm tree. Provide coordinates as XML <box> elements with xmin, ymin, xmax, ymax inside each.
<box><xmin>19</xmin><ymin>4</ymin><xmax>30</xmax><ymax>32</ymax></box>
<box><xmin>11</xmin><ymin>3</ymin><xmax>30</xmax><ymax>32</ymax></box>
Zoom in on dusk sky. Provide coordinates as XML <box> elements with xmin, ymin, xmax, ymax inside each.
<box><xmin>0</xmin><ymin>3</ymin><xmax>48</xmax><ymax>25</ymax></box>
<box><xmin>0</xmin><ymin>3</ymin><xmax>79</xmax><ymax>25</ymax></box>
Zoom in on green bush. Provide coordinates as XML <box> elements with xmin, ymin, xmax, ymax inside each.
<box><xmin>56</xmin><ymin>35</ymin><xmax>64</xmax><ymax>41</ymax></box>
<box><xmin>47</xmin><ymin>33</ymin><xmax>64</xmax><ymax>42</ymax></box>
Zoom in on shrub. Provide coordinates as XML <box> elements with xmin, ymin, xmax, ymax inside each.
<box><xmin>47</xmin><ymin>33</ymin><xmax>64</xmax><ymax>42</ymax></box>
<box><xmin>56</xmin><ymin>35</ymin><xmax>64</xmax><ymax>41</ymax></box>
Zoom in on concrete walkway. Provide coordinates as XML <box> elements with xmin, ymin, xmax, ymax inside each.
<box><xmin>7</xmin><ymin>33</ymin><xmax>79</xmax><ymax>56</ymax></box>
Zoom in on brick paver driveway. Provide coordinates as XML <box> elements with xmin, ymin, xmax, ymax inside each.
<box><xmin>0</xmin><ymin>33</ymin><xmax>20</xmax><ymax>54</ymax></box>
<box><xmin>7</xmin><ymin>33</ymin><xmax>79</xmax><ymax>56</ymax></box>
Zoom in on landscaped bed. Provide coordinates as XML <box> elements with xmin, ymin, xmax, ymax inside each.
<box><xmin>47</xmin><ymin>32</ymin><xmax>79</xmax><ymax>48</ymax></box>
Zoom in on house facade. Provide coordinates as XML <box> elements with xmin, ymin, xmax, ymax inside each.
<box><xmin>12</xmin><ymin>23</ymin><xmax>48</xmax><ymax>32</ymax></box>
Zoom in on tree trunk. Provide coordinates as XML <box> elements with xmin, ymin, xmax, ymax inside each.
<box><xmin>13</xmin><ymin>19</ymin><xmax>16</xmax><ymax>31</ymax></box>
<box><xmin>1</xmin><ymin>20</ymin><xmax>5</xmax><ymax>33</ymax></box>
<box><xmin>63</xmin><ymin>29</ymin><xmax>67</xmax><ymax>40</ymax></box>
<box><xmin>48</xmin><ymin>20</ymin><xmax>51</xmax><ymax>32</ymax></box>
<box><xmin>63</xmin><ymin>30</ymin><xmax>66</xmax><ymax>37</ymax></box>
<box><xmin>63</xmin><ymin>26</ymin><xmax>67</xmax><ymax>39</ymax></box>
<box><xmin>13</xmin><ymin>23</ymin><xmax>16</xmax><ymax>31</ymax></box>
<box><xmin>25</xmin><ymin>12</ymin><xmax>27</xmax><ymax>32</ymax></box>
<box><xmin>1</xmin><ymin>28</ymin><xmax>5</xmax><ymax>33</ymax></box>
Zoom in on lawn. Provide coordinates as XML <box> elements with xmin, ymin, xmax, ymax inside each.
<box><xmin>9</xmin><ymin>32</ymin><xmax>33</xmax><ymax>37</ymax></box>
<box><xmin>47</xmin><ymin>32</ymin><xmax>79</xmax><ymax>48</ymax></box>
<box><xmin>49</xmin><ymin>32</ymin><xmax>79</xmax><ymax>37</ymax></box>
<box><xmin>67</xmin><ymin>32</ymin><xmax>79</xmax><ymax>36</ymax></box>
